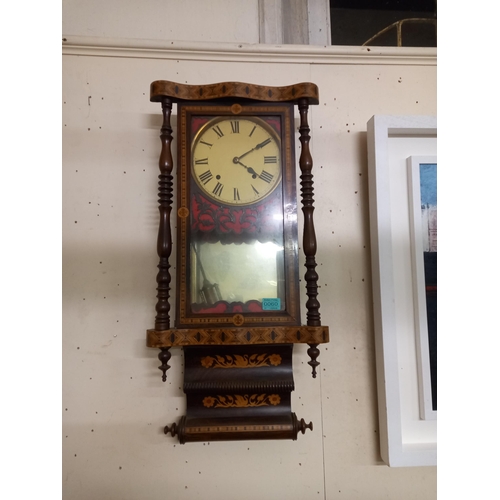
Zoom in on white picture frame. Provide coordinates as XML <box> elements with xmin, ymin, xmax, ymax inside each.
<box><xmin>367</xmin><ymin>115</ymin><xmax>437</xmax><ymax>467</ymax></box>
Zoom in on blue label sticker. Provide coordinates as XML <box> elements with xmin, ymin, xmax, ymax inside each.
<box><xmin>262</xmin><ymin>298</ymin><xmax>281</xmax><ymax>311</ymax></box>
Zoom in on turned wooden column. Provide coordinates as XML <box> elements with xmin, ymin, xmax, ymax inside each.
<box><xmin>298</xmin><ymin>97</ymin><xmax>321</xmax><ymax>378</ymax></box>
<box><xmin>155</xmin><ymin>97</ymin><xmax>174</xmax><ymax>381</ymax></box>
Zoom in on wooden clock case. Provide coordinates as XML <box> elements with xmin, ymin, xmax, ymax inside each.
<box><xmin>146</xmin><ymin>81</ymin><xmax>329</xmax><ymax>443</ymax></box>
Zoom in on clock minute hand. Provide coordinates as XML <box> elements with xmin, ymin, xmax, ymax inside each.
<box><xmin>254</xmin><ymin>137</ymin><xmax>272</xmax><ymax>150</ymax></box>
<box><xmin>233</xmin><ymin>147</ymin><xmax>256</xmax><ymax>162</ymax></box>
<box><xmin>233</xmin><ymin>138</ymin><xmax>272</xmax><ymax>163</ymax></box>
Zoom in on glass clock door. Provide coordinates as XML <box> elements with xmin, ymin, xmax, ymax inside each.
<box><xmin>191</xmin><ymin>226</ymin><xmax>286</xmax><ymax>314</ymax></box>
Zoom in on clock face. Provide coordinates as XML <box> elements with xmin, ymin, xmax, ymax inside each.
<box><xmin>192</xmin><ymin>116</ymin><xmax>282</xmax><ymax>206</ymax></box>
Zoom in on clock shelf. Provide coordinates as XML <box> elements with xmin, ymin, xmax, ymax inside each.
<box><xmin>147</xmin><ymin>325</ymin><xmax>329</xmax><ymax>348</ymax></box>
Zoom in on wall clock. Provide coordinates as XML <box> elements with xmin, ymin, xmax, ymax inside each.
<box><xmin>147</xmin><ymin>81</ymin><xmax>329</xmax><ymax>443</ymax></box>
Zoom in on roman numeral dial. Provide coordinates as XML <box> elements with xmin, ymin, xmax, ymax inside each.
<box><xmin>192</xmin><ymin>116</ymin><xmax>282</xmax><ymax>206</ymax></box>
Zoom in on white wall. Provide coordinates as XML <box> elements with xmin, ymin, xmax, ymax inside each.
<box><xmin>63</xmin><ymin>0</ymin><xmax>260</xmax><ymax>43</ymax></box>
<box><xmin>62</xmin><ymin>3</ymin><xmax>437</xmax><ymax>499</ymax></box>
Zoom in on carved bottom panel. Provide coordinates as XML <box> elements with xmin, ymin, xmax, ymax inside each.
<box><xmin>164</xmin><ymin>345</ymin><xmax>312</xmax><ymax>443</ymax></box>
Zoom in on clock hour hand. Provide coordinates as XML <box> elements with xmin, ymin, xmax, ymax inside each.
<box><xmin>233</xmin><ymin>158</ymin><xmax>258</xmax><ymax>177</ymax></box>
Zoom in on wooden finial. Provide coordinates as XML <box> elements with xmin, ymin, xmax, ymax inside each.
<box><xmin>158</xmin><ymin>347</ymin><xmax>171</xmax><ymax>382</ymax></box>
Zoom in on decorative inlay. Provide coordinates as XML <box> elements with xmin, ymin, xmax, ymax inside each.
<box><xmin>201</xmin><ymin>353</ymin><xmax>282</xmax><ymax>369</ymax></box>
<box><xmin>202</xmin><ymin>394</ymin><xmax>281</xmax><ymax>408</ymax></box>
<box><xmin>185</xmin><ymin>424</ymin><xmax>293</xmax><ymax>434</ymax></box>
<box><xmin>150</xmin><ymin>81</ymin><xmax>319</xmax><ymax>105</ymax></box>
<box><xmin>232</xmin><ymin>314</ymin><xmax>244</xmax><ymax>326</ymax></box>
<box><xmin>177</xmin><ymin>207</ymin><xmax>189</xmax><ymax>218</ymax></box>
<box><xmin>147</xmin><ymin>325</ymin><xmax>329</xmax><ymax>347</ymax></box>
<box><xmin>231</xmin><ymin>103</ymin><xmax>242</xmax><ymax>114</ymax></box>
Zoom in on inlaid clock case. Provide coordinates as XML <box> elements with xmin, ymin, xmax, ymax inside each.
<box><xmin>146</xmin><ymin>81</ymin><xmax>329</xmax><ymax>443</ymax></box>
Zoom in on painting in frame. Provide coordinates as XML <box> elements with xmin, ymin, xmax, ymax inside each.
<box><xmin>407</xmin><ymin>156</ymin><xmax>437</xmax><ymax>421</ymax></box>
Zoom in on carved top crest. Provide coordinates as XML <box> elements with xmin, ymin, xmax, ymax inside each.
<box><xmin>150</xmin><ymin>81</ymin><xmax>319</xmax><ymax>105</ymax></box>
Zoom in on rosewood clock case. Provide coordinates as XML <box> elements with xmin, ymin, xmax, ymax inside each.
<box><xmin>146</xmin><ymin>81</ymin><xmax>329</xmax><ymax>443</ymax></box>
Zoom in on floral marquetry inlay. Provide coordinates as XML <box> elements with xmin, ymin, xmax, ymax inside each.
<box><xmin>203</xmin><ymin>394</ymin><xmax>281</xmax><ymax>408</ymax></box>
<box><xmin>201</xmin><ymin>353</ymin><xmax>282</xmax><ymax>369</ymax></box>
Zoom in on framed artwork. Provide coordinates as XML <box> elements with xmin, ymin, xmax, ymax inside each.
<box><xmin>407</xmin><ymin>156</ymin><xmax>437</xmax><ymax>421</ymax></box>
<box><xmin>367</xmin><ymin>115</ymin><xmax>437</xmax><ymax>467</ymax></box>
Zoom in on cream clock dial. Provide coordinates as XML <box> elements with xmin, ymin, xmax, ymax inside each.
<box><xmin>192</xmin><ymin>116</ymin><xmax>281</xmax><ymax>206</ymax></box>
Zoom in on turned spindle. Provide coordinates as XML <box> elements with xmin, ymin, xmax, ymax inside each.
<box><xmin>155</xmin><ymin>98</ymin><xmax>174</xmax><ymax>380</ymax></box>
<box><xmin>298</xmin><ymin>97</ymin><xmax>323</xmax><ymax>377</ymax></box>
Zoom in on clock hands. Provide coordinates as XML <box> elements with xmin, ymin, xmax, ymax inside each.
<box><xmin>255</xmin><ymin>137</ymin><xmax>272</xmax><ymax>149</ymax></box>
<box><xmin>233</xmin><ymin>138</ymin><xmax>274</xmax><ymax>178</ymax></box>
<box><xmin>233</xmin><ymin>158</ymin><xmax>259</xmax><ymax>178</ymax></box>
<box><xmin>232</xmin><ymin>137</ymin><xmax>272</xmax><ymax>163</ymax></box>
